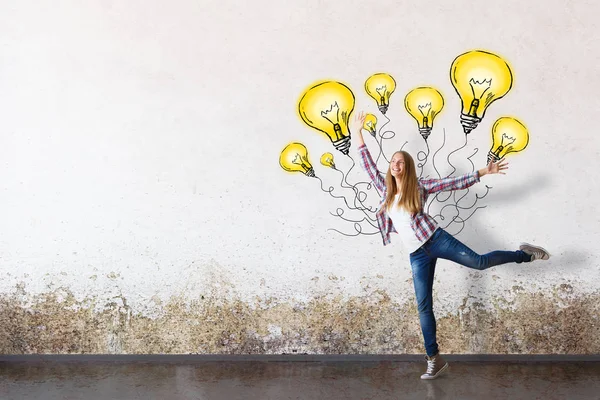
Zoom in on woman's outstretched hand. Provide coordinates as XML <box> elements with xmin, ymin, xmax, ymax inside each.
<box><xmin>351</xmin><ymin>111</ymin><xmax>367</xmax><ymax>147</ymax></box>
<box><xmin>479</xmin><ymin>158</ymin><xmax>509</xmax><ymax>177</ymax></box>
<box><xmin>351</xmin><ymin>111</ymin><xmax>366</xmax><ymax>133</ymax></box>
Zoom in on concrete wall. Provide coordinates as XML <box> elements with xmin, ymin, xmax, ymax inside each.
<box><xmin>1</xmin><ymin>0</ymin><xmax>599</xmax><ymax>354</ymax></box>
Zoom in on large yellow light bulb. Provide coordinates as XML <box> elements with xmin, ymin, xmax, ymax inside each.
<box><xmin>320</xmin><ymin>152</ymin><xmax>336</xmax><ymax>169</ymax></box>
<box><xmin>365</xmin><ymin>73</ymin><xmax>396</xmax><ymax>115</ymax></box>
<box><xmin>450</xmin><ymin>50</ymin><xmax>513</xmax><ymax>134</ymax></box>
<box><xmin>404</xmin><ymin>87</ymin><xmax>444</xmax><ymax>140</ymax></box>
<box><xmin>279</xmin><ymin>142</ymin><xmax>316</xmax><ymax>178</ymax></box>
<box><xmin>298</xmin><ymin>80</ymin><xmax>355</xmax><ymax>155</ymax></box>
<box><xmin>487</xmin><ymin>117</ymin><xmax>529</xmax><ymax>164</ymax></box>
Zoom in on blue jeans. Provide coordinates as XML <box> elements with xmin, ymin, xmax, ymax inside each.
<box><xmin>409</xmin><ymin>228</ymin><xmax>532</xmax><ymax>356</ymax></box>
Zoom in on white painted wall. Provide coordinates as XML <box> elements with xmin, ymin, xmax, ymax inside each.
<box><xmin>1</xmin><ymin>0</ymin><xmax>599</xmax><ymax>322</ymax></box>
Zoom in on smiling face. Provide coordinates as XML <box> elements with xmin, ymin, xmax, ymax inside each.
<box><xmin>390</xmin><ymin>152</ymin><xmax>406</xmax><ymax>178</ymax></box>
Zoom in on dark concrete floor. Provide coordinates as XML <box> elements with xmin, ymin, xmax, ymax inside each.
<box><xmin>1</xmin><ymin>360</ymin><xmax>599</xmax><ymax>400</ymax></box>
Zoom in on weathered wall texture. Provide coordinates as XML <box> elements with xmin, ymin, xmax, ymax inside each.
<box><xmin>1</xmin><ymin>283</ymin><xmax>599</xmax><ymax>354</ymax></box>
<box><xmin>1</xmin><ymin>0</ymin><xmax>599</xmax><ymax>354</ymax></box>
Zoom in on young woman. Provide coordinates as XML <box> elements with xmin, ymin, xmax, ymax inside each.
<box><xmin>351</xmin><ymin>112</ymin><xmax>550</xmax><ymax>380</ymax></box>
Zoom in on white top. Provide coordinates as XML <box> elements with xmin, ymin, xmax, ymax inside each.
<box><xmin>387</xmin><ymin>194</ymin><xmax>433</xmax><ymax>254</ymax></box>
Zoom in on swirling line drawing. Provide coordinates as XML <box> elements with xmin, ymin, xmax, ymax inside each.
<box><xmin>433</xmin><ymin>184</ymin><xmax>492</xmax><ymax>223</ymax></box>
<box><xmin>416</xmin><ymin>128</ymin><xmax>493</xmax><ymax>234</ymax></box>
<box><xmin>334</xmin><ymin>168</ymin><xmax>378</xmax><ymax>212</ymax></box>
<box><xmin>416</xmin><ymin>140</ymin><xmax>431</xmax><ymax>178</ymax></box>
<box><xmin>315</xmin><ymin>176</ymin><xmax>377</xmax><ymax>224</ymax></box>
<box><xmin>329</xmin><ymin>207</ymin><xmax>378</xmax><ymax>230</ymax></box>
<box><xmin>376</xmin><ymin>114</ymin><xmax>394</xmax><ymax>166</ymax></box>
<box><xmin>286</xmin><ymin>51</ymin><xmax>527</xmax><ymax>240</ymax></box>
<box><xmin>315</xmin><ymin>150</ymin><xmax>382</xmax><ymax>235</ymax></box>
<box><xmin>327</xmin><ymin>223</ymin><xmax>381</xmax><ymax>237</ymax></box>
<box><xmin>444</xmin><ymin>135</ymin><xmax>468</xmax><ymax>178</ymax></box>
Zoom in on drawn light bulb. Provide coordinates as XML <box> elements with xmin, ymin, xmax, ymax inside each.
<box><xmin>320</xmin><ymin>152</ymin><xmax>336</xmax><ymax>169</ymax></box>
<box><xmin>298</xmin><ymin>80</ymin><xmax>355</xmax><ymax>155</ymax></box>
<box><xmin>365</xmin><ymin>73</ymin><xmax>396</xmax><ymax>115</ymax></box>
<box><xmin>279</xmin><ymin>142</ymin><xmax>316</xmax><ymax>178</ymax></box>
<box><xmin>450</xmin><ymin>50</ymin><xmax>513</xmax><ymax>134</ymax></box>
<box><xmin>487</xmin><ymin>117</ymin><xmax>529</xmax><ymax>164</ymax></box>
<box><xmin>404</xmin><ymin>87</ymin><xmax>444</xmax><ymax>140</ymax></box>
<box><xmin>363</xmin><ymin>114</ymin><xmax>377</xmax><ymax>137</ymax></box>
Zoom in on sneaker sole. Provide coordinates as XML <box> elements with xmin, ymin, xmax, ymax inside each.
<box><xmin>519</xmin><ymin>242</ymin><xmax>551</xmax><ymax>260</ymax></box>
<box><xmin>420</xmin><ymin>362</ymin><xmax>449</xmax><ymax>380</ymax></box>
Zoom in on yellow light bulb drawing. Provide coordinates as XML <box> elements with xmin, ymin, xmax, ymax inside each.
<box><xmin>279</xmin><ymin>142</ymin><xmax>316</xmax><ymax>178</ymax></box>
<box><xmin>404</xmin><ymin>87</ymin><xmax>444</xmax><ymax>140</ymax></box>
<box><xmin>450</xmin><ymin>50</ymin><xmax>513</xmax><ymax>134</ymax></box>
<box><xmin>320</xmin><ymin>152</ymin><xmax>336</xmax><ymax>169</ymax></box>
<box><xmin>487</xmin><ymin>117</ymin><xmax>529</xmax><ymax>164</ymax></box>
<box><xmin>298</xmin><ymin>80</ymin><xmax>355</xmax><ymax>155</ymax></box>
<box><xmin>365</xmin><ymin>73</ymin><xmax>396</xmax><ymax>115</ymax></box>
<box><xmin>363</xmin><ymin>114</ymin><xmax>377</xmax><ymax>137</ymax></box>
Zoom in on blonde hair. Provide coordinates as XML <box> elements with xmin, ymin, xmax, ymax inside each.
<box><xmin>383</xmin><ymin>151</ymin><xmax>421</xmax><ymax>215</ymax></box>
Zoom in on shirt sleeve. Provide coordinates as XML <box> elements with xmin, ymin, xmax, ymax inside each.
<box><xmin>419</xmin><ymin>171</ymin><xmax>480</xmax><ymax>194</ymax></box>
<box><xmin>356</xmin><ymin>143</ymin><xmax>386</xmax><ymax>194</ymax></box>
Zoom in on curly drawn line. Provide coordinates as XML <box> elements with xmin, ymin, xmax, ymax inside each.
<box><xmin>431</xmin><ymin>128</ymin><xmax>447</xmax><ymax>180</ymax></box>
<box><xmin>315</xmin><ymin>151</ymin><xmax>382</xmax><ymax>236</ymax></box>
<box><xmin>327</xmin><ymin>209</ymin><xmax>380</xmax><ymax>237</ymax></box>
<box><xmin>466</xmin><ymin>147</ymin><xmax>479</xmax><ymax>173</ymax></box>
<box><xmin>444</xmin><ymin>135</ymin><xmax>468</xmax><ymax>178</ymax></box>
<box><xmin>376</xmin><ymin>114</ymin><xmax>394</xmax><ymax>166</ymax></box>
<box><xmin>417</xmin><ymin>140</ymin><xmax>431</xmax><ymax>178</ymax></box>
<box><xmin>329</xmin><ymin>207</ymin><xmax>378</xmax><ymax>230</ymax></box>
<box><xmin>423</xmin><ymin>128</ymin><xmax>494</xmax><ymax>235</ymax></box>
<box><xmin>327</xmin><ymin>225</ymin><xmax>381</xmax><ymax>238</ymax></box>
<box><xmin>450</xmin><ymin>180</ymin><xmax>492</xmax><ymax>213</ymax></box>
<box><xmin>342</xmin><ymin>155</ymin><xmax>381</xmax><ymax>217</ymax></box>
<box><xmin>426</xmin><ymin>129</ymin><xmax>452</xmax><ymax>214</ymax></box>
<box><xmin>435</xmin><ymin>184</ymin><xmax>493</xmax><ymax>221</ymax></box>
<box><xmin>335</xmin><ymin>168</ymin><xmax>379</xmax><ymax>213</ymax></box>
<box><xmin>315</xmin><ymin>176</ymin><xmax>376</xmax><ymax>221</ymax></box>
<box><xmin>319</xmin><ymin>152</ymin><xmax>379</xmax><ymax>217</ymax></box>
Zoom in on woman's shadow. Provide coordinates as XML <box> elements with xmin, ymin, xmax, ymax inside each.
<box><xmin>437</xmin><ymin>171</ymin><xmax>589</xmax><ymax>353</ymax></box>
<box><xmin>454</xmin><ymin>172</ymin><xmax>589</xmax><ymax>270</ymax></box>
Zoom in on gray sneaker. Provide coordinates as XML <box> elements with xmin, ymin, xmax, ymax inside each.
<box><xmin>519</xmin><ymin>243</ymin><xmax>550</xmax><ymax>261</ymax></box>
<box><xmin>421</xmin><ymin>353</ymin><xmax>449</xmax><ymax>380</ymax></box>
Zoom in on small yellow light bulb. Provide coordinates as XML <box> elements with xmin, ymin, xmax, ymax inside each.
<box><xmin>279</xmin><ymin>142</ymin><xmax>316</xmax><ymax>178</ymax></box>
<box><xmin>363</xmin><ymin>114</ymin><xmax>377</xmax><ymax>137</ymax></box>
<box><xmin>487</xmin><ymin>117</ymin><xmax>529</xmax><ymax>164</ymax></box>
<box><xmin>404</xmin><ymin>87</ymin><xmax>445</xmax><ymax>140</ymax></box>
<box><xmin>365</xmin><ymin>73</ymin><xmax>396</xmax><ymax>115</ymax></box>
<box><xmin>320</xmin><ymin>152</ymin><xmax>336</xmax><ymax>169</ymax></box>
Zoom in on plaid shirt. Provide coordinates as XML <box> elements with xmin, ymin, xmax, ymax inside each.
<box><xmin>357</xmin><ymin>143</ymin><xmax>480</xmax><ymax>246</ymax></box>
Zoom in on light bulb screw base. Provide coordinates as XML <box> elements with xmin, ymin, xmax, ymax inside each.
<box><xmin>368</xmin><ymin>129</ymin><xmax>377</xmax><ymax>138</ymax></box>
<box><xmin>332</xmin><ymin>135</ymin><xmax>351</xmax><ymax>155</ymax></box>
<box><xmin>487</xmin><ymin>151</ymin><xmax>500</xmax><ymax>165</ymax></box>
<box><xmin>378</xmin><ymin>104</ymin><xmax>388</xmax><ymax>115</ymax></box>
<box><xmin>305</xmin><ymin>168</ymin><xmax>316</xmax><ymax>178</ymax></box>
<box><xmin>460</xmin><ymin>113</ymin><xmax>481</xmax><ymax>134</ymax></box>
<box><xmin>419</xmin><ymin>127</ymin><xmax>432</xmax><ymax>141</ymax></box>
